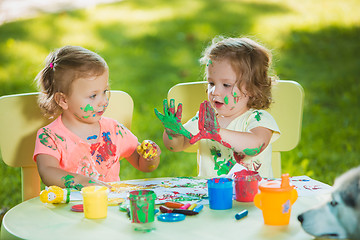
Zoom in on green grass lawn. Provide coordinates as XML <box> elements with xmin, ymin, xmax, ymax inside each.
<box><xmin>1</xmin><ymin>0</ymin><xmax>359</xmax><ymax>210</ymax></box>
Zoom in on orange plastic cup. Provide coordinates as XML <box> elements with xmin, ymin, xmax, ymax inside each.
<box><xmin>81</xmin><ymin>186</ymin><xmax>109</xmax><ymax>219</ymax></box>
<box><xmin>254</xmin><ymin>174</ymin><xmax>298</xmax><ymax>225</ymax></box>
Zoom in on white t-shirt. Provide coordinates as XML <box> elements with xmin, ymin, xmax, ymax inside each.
<box><xmin>184</xmin><ymin>109</ymin><xmax>280</xmax><ymax>178</ymax></box>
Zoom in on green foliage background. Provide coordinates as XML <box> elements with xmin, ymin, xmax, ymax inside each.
<box><xmin>1</xmin><ymin>0</ymin><xmax>359</xmax><ymax>210</ymax></box>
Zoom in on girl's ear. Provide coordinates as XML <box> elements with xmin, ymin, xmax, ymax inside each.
<box><xmin>54</xmin><ymin>92</ymin><xmax>68</xmax><ymax>110</ymax></box>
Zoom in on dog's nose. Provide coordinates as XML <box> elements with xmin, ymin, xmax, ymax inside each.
<box><xmin>297</xmin><ymin>214</ymin><xmax>304</xmax><ymax>223</ymax></box>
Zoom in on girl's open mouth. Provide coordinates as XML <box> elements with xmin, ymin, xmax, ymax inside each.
<box><xmin>214</xmin><ymin>101</ymin><xmax>224</xmax><ymax>109</ymax></box>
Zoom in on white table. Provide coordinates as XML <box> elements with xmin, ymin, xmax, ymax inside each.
<box><xmin>1</xmin><ymin>178</ymin><xmax>328</xmax><ymax>240</ymax></box>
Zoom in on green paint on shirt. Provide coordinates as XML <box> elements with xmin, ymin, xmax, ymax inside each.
<box><xmin>55</xmin><ymin>134</ymin><xmax>65</xmax><ymax>142</ymax></box>
<box><xmin>253</xmin><ymin>111</ymin><xmax>262</xmax><ymax>121</ymax></box>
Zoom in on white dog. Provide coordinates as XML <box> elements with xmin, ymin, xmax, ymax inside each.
<box><xmin>298</xmin><ymin>166</ymin><xmax>360</xmax><ymax>239</ymax></box>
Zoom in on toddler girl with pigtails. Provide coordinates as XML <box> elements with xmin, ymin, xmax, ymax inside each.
<box><xmin>33</xmin><ymin>46</ymin><xmax>161</xmax><ymax>190</ymax></box>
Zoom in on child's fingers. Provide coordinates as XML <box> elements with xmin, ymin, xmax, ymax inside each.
<box><xmin>137</xmin><ymin>140</ymin><xmax>158</xmax><ymax>159</ymax></box>
<box><xmin>198</xmin><ymin>102</ymin><xmax>206</xmax><ymax>130</ymax></box>
<box><xmin>175</xmin><ymin>103</ymin><xmax>183</xmax><ymax>122</ymax></box>
<box><xmin>163</xmin><ymin>99</ymin><xmax>169</xmax><ymax>116</ymax></box>
<box><xmin>198</xmin><ymin>101</ymin><xmax>206</xmax><ymax>129</ymax></box>
<box><xmin>189</xmin><ymin>133</ymin><xmax>201</xmax><ymax>145</ymax></box>
<box><xmin>205</xmin><ymin>101</ymin><xmax>212</xmax><ymax>120</ymax></box>
<box><xmin>169</xmin><ymin>99</ymin><xmax>175</xmax><ymax>115</ymax></box>
<box><xmin>154</xmin><ymin>108</ymin><xmax>165</xmax><ymax>122</ymax></box>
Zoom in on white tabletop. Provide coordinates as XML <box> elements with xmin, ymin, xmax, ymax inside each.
<box><xmin>1</xmin><ymin>178</ymin><xmax>329</xmax><ymax>240</ymax></box>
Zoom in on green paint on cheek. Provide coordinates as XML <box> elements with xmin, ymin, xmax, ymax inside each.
<box><xmin>243</xmin><ymin>144</ymin><xmax>264</xmax><ymax>156</ymax></box>
<box><xmin>207</xmin><ymin>59</ymin><xmax>213</xmax><ymax>66</ymax></box>
<box><xmin>81</xmin><ymin>104</ymin><xmax>94</xmax><ymax>112</ymax></box>
<box><xmin>224</xmin><ymin>96</ymin><xmax>229</xmax><ymax>105</ymax></box>
<box><xmin>233</xmin><ymin>92</ymin><xmax>238</xmax><ymax>104</ymax></box>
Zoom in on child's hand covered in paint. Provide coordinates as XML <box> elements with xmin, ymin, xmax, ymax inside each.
<box><xmin>189</xmin><ymin>101</ymin><xmax>231</xmax><ymax>148</ymax></box>
<box><xmin>154</xmin><ymin>99</ymin><xmax>193</xmax><ymax>139</ymax></box>
<box><xmin>62</xmin><ymin>174</ymin><xmax>112</xmax><ymax>190</ymax></box>
<box><xmin>137</xmin><ymin>140</ymin><xmax>160</xmax><ymax>160</ymax></box>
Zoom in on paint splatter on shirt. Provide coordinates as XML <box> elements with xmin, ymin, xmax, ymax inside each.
<box><xmin>33</xmin><ymin>116</ymin><xmax>138</xmax><ymax>182</ymax></box>
<box><xmin>184</xmin><ymin>109</ymin><xmax>280</xmax><ymax>178</ymax></box>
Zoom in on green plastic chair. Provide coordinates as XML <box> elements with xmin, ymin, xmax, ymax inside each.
<box><xmin>167</xmin><ymin>80</ymin><xmax>304</xmax><ymax>178</ymax></box>
<box><xmin>0</xmin><ymin>90</ymin><xmax>133</xmax><ymax>201</ymax></box>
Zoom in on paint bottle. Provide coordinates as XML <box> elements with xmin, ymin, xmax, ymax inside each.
<box><xmin>254</xmin><ymin>174</ymin><xmax>298</xmax><ymax>225</ymax></box>
<box><xmin>207</xmin><ymin>178</ymin><xmax>233</xmax><ymax>210</ymax></box>
<box><xmin>234</xmin><ymin>170</ymin><xmax>261</xmax><ymax>202</ymax></box>
<box><xmin>128</xmin><ymin>190</ymin><xmax>156</xmax><ymax>232</ymax></box>
<box><xmin>81</xmin><ymin>186</ymin><xmax>109</xmax><ymax>219</ymax></box>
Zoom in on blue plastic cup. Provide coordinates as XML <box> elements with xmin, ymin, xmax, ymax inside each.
<box><xmin>207</xmin><ymin>178</ymin><xmax>233</xmax><ymax>210</ymax></box>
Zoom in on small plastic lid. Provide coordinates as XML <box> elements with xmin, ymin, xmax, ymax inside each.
<box><xmin>71</xmin><ymin>204</ymin><xmax>84</xmax><ymax>212</ymax></box>
<box><xmin>259</xmin><ymin>174</ymin><xmax>294</xmax><ymax>192</ymax></box>
<box><xmin>157</xmin><ymin>213</ymin><xmax>186</xmax><ymax>222</ymax></box>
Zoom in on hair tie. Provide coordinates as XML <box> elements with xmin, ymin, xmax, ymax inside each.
<box><xmin>49</xmin><ymin>62</ymin><xmax>54</xmax><ymax>69</ymax></box>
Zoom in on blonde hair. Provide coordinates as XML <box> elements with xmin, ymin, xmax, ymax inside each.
<box><xmin>35</xmin><ymin>46</ymin><xmax>108</xmax><ymax>118</ymax></box>
<box><xmin>200</xmin><ymin>36</ymin><xmax>276</xmax><ymax>110</ymax></box>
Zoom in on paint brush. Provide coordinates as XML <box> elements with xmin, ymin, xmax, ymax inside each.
<box><xmin>159</xmin><ymin>206</ymin><xmax>198</xmax><ymax>216</ymax></box>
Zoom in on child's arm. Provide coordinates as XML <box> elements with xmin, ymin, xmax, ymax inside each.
<box><xmin>162</xmin><ymin>130</ymin><xmax>192</xmax><ymax>152</ymax></box>
<box><xmin>126</xmin><ymin>140</ymin><xmax>161</xmax><ymax>172</ymax></box>
<box><xmin>219</xmin><ymin>127</ymin><xmax>272</xmax><ymax>156</ymax></box>
<box><xmin>155</xmin><ymin>99</ymin><xmax>192</xmax><ymax>152</ymax></box>
<box><xmin>36</xmin><ymin>154</ymin><xmax>111</xmax><ymax>189</ymax></box>
<box><xmin>190</xmin><ymin>101</ymin><xmax>272</xmax><ymax>156</ymax></box>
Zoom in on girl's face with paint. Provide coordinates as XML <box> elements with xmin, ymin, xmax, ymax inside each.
<box><xmin>207</xmin><ymin>59</ymin><xmax>249</xmax><ymax>119</ymax></box>
<box><xmin>60</xmin><ymin>69</ymin><xmax>110</xmax><ymax>124</ymax></box>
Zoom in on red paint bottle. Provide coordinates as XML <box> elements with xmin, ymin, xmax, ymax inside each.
<box><xmin>234</xmin><ymin>170</ymin><xmax>261</xmax><ymax>202</ymax></box>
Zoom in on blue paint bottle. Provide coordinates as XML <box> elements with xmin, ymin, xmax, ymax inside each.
<box><xmin>207</xmin><ymin>178</ymin><xmax>233</xmax><ymax>210</ymax></box>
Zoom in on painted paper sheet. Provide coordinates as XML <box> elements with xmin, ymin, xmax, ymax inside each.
<box><xmin>70</xmin><ymin>177</ymin><xmax>208</xmax><ymax>204</ymax></box>
<box><xmin>70</xmin><ymin>176</ymin><xmax>332</xmax><ymax>203</ymax></box>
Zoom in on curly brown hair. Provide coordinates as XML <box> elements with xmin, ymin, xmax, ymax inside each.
<box><xmin>34</xmin><ymin>46</ymin><xmax>108</xmax><ymax>118</ymax></box>
<box><xmin>200</xmin><ymin>36</ymin><xmax>277</xmax><ymax>110</ymax></box>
